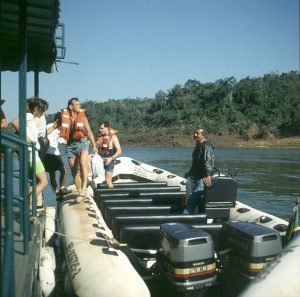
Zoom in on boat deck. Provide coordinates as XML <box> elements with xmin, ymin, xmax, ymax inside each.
<box><xmin>94</xmin><ymin>180</ymin><xmax>225</xmax><ymax>297</ymax></box>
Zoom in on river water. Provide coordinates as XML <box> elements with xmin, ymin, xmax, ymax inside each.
<box><xmin>44</xmin><ymin>146</ymin><xmax>300</xmax><ymax>221</ymax></box>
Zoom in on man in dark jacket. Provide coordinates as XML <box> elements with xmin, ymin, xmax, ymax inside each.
<box><xmin>184</xmin><ymin>127</ymin><xmax>214</xmax><ymax>214</ymax></box>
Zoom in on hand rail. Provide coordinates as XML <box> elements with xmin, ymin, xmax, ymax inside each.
<box><xmin>1</xmin><ymin>130</ymin><xmax>38</xmax><ymax>297</ymax></box>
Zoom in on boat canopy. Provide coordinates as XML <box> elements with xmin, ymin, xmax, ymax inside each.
<box><xmin>0</xmin><ymin>0</ymin><xmax>63</xmax><ymax>73</ymax></box>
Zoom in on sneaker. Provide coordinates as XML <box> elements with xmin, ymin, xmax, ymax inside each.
<box><xmin>37</xmin><ymin>204</ymin><xmax>45</xmax><ymax>215</ymax></box>
<box><xmin>60</xmin><ymin>187</ymin><xmax>73</xmax><ymax>196</ymax></box>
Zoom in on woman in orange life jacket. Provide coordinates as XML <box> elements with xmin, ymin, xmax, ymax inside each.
<box><xmin>97</xmin><ymin>121</ymin><xmax>121</xmax><ymax>188</ymax></box>
<box><xmin>60</xmin><ymin>98</ymin><xmax>97</xmax><ymax>200</ymax></box>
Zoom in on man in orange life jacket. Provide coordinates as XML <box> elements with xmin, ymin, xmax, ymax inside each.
<box><xmin>60</xmin><ymin>98</ymin><xmax>97</xmax><ymax>199</ymax></box>
<box><xmin>97</xmin><ymin>121</ymin><xmax>121</xmax><ymax>188</ymax></box>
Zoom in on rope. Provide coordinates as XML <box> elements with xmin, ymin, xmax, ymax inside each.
<box><xmin>31</xmin><ymin>210</ymin><xmax>118</xmax><ymax>246</ymax></box>
<box><xmin>31</xmin><ymin>185</ymin><xmax>121</xmax><ymax>247</ymax></box>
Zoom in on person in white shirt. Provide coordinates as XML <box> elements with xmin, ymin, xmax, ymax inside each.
<box><xmin>43</xmin><ymin>112</ymin><xmax>71</xmax><ymax>199</ymax></box>
<box><xmin>34</xmin><ymin>99</ymin><xmax>49</xmax><ymax>160</ymax></box>
<box><xmin>12</xmin><ymin>98</ymin><xmax>48</xmax><ymax>212</ymax></box>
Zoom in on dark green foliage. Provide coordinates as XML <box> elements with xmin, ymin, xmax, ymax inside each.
<box><xmin>52</xmin><ymin>71</ymin><xmax>300</xmax><ymax>143</ymax></box>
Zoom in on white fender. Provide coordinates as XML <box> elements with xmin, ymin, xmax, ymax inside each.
<box><xmin>39</xmin><ymin>246</ymin><xmax>56</xmax><ymax>297</ymax></box>
<box><xmin>45</xmin><ymin>206</ymin><xmax>56</xmax><ymax>245</ymax></box>
<box><xmin>59</xmin><ymin>188</ymin><xmax>150</xmax><ymax>297</ymax></box>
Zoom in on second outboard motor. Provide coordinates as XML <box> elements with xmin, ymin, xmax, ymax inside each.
<box><xmin>156</xmin><ymin>223</ymin><xmax>216</xmax><ymax>296</ymax></box>
<box><xmin>219</xmin><ymin>221</ymin><xmax>282</xmax><ymax>297</ymax></box>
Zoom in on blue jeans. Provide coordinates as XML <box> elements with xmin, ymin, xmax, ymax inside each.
<box><xmin>186</xmin><ymin>178</ymin><xmax>205</xmax><ymax>214</ymax></box>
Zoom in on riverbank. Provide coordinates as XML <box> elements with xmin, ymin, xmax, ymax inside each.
<box><xmin>122</xmin><ymin>134</ymin><xmax>300</xmax><ymax>148</ymax></box>
<box><xmin>208</xmin><ymin>135</ymin><xmax>300</xmax><ymax>148</ymax></box>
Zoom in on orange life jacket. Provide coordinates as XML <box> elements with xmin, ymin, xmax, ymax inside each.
<box><xmin>59</xmin><ymin>108</ymin><xmax>87</xmax><ymax>140</ymax></box>
<box><xmin>97</xmin><ymin>128</ymin><xmax>118</xmax><ymax>154</ymax></box>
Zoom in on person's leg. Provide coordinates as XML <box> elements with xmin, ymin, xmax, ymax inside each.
<box><xmin>87</xmin><ymin>154</ymin><xmax>93</xmax><ymax>180</ymax></box>
<box><xmin>186</xmin><ymin>191</ymin><xmax>203</xmax><ymax>214</ymax></box>
<box><xmin>105</xmin><ymin>170</ymin><xmax>113</xmax><ymax>188</ymax></box>
<box><xmin>59</xmin><ymin>166</ymin><xmax>67</xmax><ymax>189</ymax></box>
<box><xmin>37</xmin><ymin>193</ymin><xmax>43</xmax><ymax>207</ymax></box>
<box><xmin>51</xmin><ymin>155</ymin><xmax>71</xmax><ymax>196</ymax></box>
<box><xmin>68</xmin><ymin>156</ymin><xmax>81</xmax><ymax>192</ymax></box>
<box><xmin>79</xmin><ymin>149</ymin><xmax>89</xmax><ymax>192</ymax></box>
<box><xmin>28</xmin><ymin>159</ymin><xmax>48</xmax><ymax>209</ymax></box>
<box><xmin>36</xmin><ymin>171</ymin><xmax>48</xmax><ymax>206</ymax></box>
<box><xmin>185</xmin><ymin>178</ymin><xmax>205</xmax><ymax>214</ymax></box>
<box><xmin>104</xmin><ymin>155</ymin><xmax>115</xmax><ymax>188</ymax></box>
<box><xmin>43</xmin><ymin>154</ymin><xmax>57</xmax><ymax>193</ymax></box>
<box><xmin>49</xmin><ymin>170</ymin><xmax>58</xmax><ymax>193</ymax></box>
<box><xmin>29</xmin><ymin>171</ymin><xmax>48</xmax><ymax>208</ymax></box>
<box><xmin>185</xmin><ymin>176</ymin><xmax>194</xmax><ymax>200</ymax></box>
<box><xmin>58</xmin><ymin>166</ymin><xmax>72</xmax><ymax>196</ymax></box>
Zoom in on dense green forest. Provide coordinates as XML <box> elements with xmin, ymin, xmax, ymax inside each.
<box><xmin>51</xmin><ymin>71</ymin><xmax>300</xmax><ymax>145</ymax></box>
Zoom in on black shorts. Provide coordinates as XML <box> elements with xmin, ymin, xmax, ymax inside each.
<box><xmin>43</xmin><ymin>154</ymin><xmax>65</xmax><ymax>172</ymax></box>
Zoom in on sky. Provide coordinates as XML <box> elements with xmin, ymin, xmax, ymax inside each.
<box><xmin>1</xmin><ymin>0</ymin><xmax>299</xmax><ymax>121</ymax></box>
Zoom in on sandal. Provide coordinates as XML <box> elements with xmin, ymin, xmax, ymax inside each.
<box><xmin>80</xmin><ymin>189</ymin><xmax>87</xmax><ymax>197</ymax></box>
<box><xmin>75</xmin><ymin>196</ymin><xmax>84</xmax><ymax>204</ymax></box>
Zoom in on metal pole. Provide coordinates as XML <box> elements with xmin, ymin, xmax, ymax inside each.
<box><xmin>31</xmin><ymin>142</ymin><xmax>37</xmax><ymax>217</ymax></box>
<box><xmin>34</xmin><ymin>71</ymin><xmax>39</xmax><ymax>97</ymax></box>
<box><xmin>1</xmin><ymin>147</ymin><xmax>15</xmax><ymax>297</ymax></box>
<box><xmin>19</xmin><ymin>0</ymin><xmax>30</xmax><ymax>254</ymax></box>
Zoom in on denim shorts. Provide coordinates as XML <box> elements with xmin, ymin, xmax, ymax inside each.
<box><xmin>99</xmin><ymin>149</ymin><xmax>115</xmax><ymax>173</ymax></box>
<box><xmin>66</xmin><ymin>138</ymin><xmax>89</xmax><ymax>158</ymax></box>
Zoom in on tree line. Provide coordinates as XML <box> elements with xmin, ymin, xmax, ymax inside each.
<box><xmin>49</xmin><ymin>71</ymin><xmax>300</xmax><ymax>144</ymax></box>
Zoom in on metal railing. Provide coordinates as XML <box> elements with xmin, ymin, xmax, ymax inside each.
<box><xmin>1</xmin><ymin>129</ymin><xmax>38</xmax><ymax>297</ymax></box>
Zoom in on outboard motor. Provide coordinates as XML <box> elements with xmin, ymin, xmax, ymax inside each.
<box><xmin>156</xmin><ymin>223</ymin><xmax>216</xmax><ymax>296</ymax></box>
<box><xmin>219</xmin><ymin>221</ymin><xmax>282</xmax><ymax>297</ymax></box>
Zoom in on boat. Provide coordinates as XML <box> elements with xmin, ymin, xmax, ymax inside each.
<box><xmin>2</xmin><ymin>1</ymin><xmax>298</xmax><ymax>296</ymax></box>
<box><xmin>58</xmin><ymin>156</ymin><xmax>299</xmax><ymax>297</ymax></box>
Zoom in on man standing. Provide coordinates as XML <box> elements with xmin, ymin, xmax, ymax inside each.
<box><xmin>60</xmin><ymin>98</ymin><xmax>97</xmax><ymax>200</ymax></box>
<box><xmin>97</xmin><ymin>121</ymin><xmax>121</xmax><ymax>188</ymax></box>
<box><xmin>184</xmin><ymin>127</ymin><xmax>214</xmax><ymax>214</ymax></box>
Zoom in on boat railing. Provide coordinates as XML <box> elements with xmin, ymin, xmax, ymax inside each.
<box><xmin>1</xmin><ymin>129</ymin><xmax>39</xmax><ymax>297</ymax></box>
